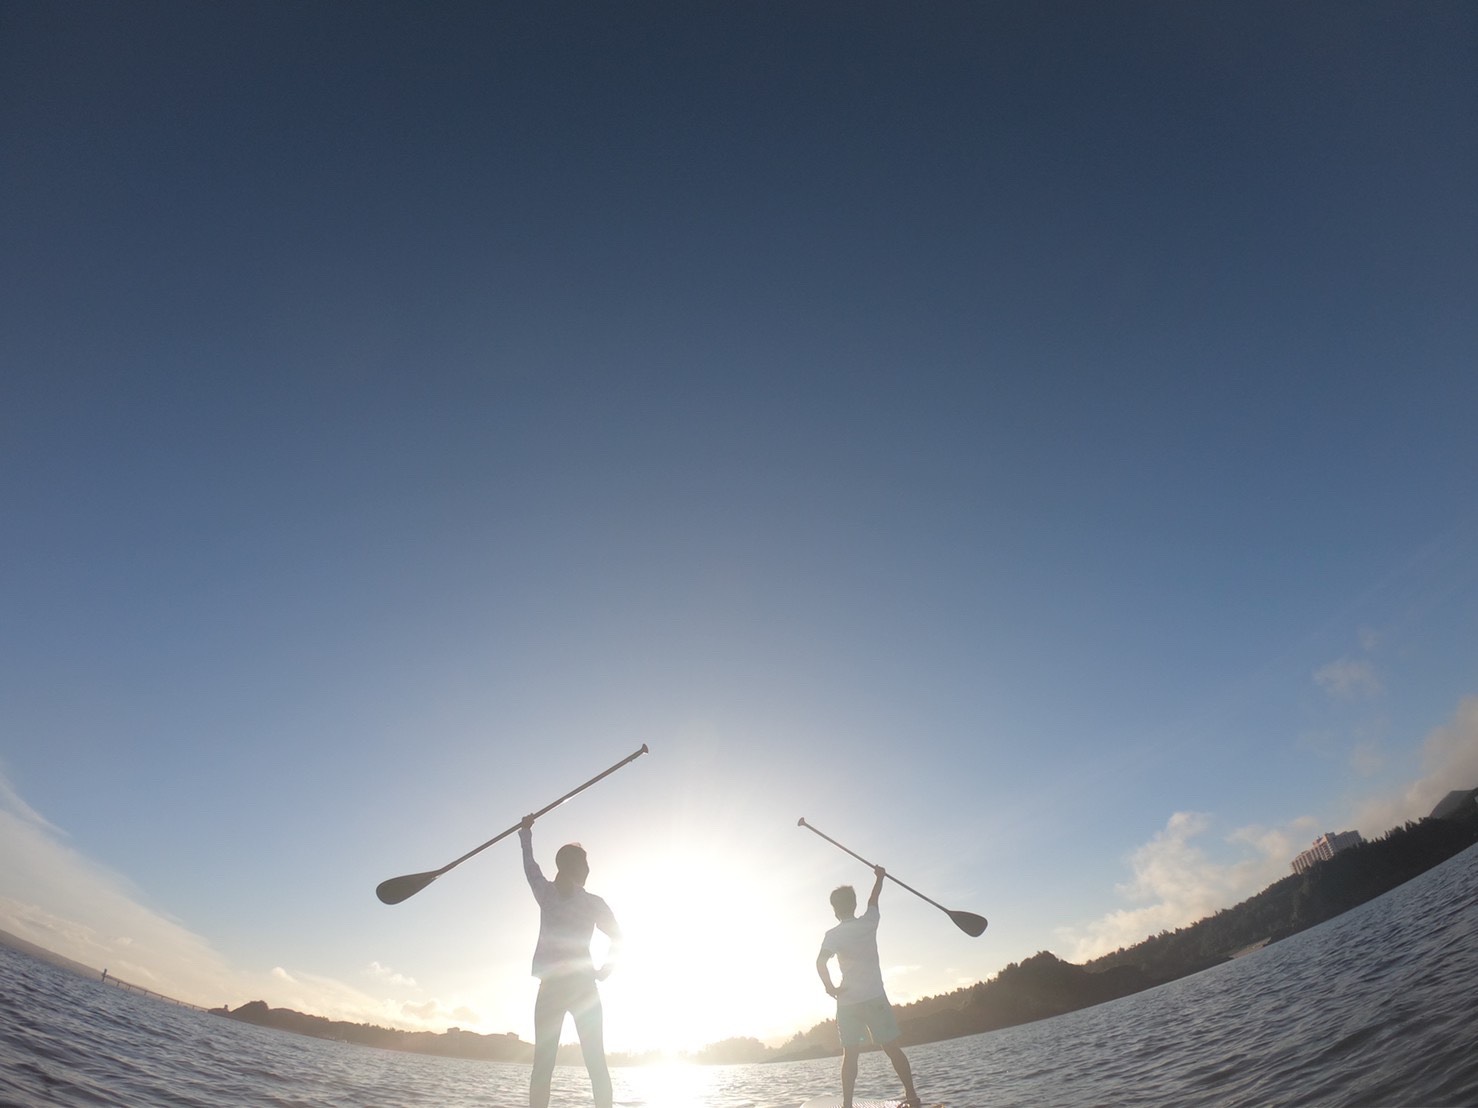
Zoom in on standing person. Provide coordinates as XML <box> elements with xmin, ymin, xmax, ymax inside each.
<box><xmin>816</xmin><ymin>865</ymin><xmax>921</xmax><ymax>1108</ymax></box>
<box><xmin>519</xmin><ymin>815</ymin><xmax>621</xmax><ymax>1108</ymax></box>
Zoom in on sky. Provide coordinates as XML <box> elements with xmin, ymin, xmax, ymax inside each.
<box><xmin>3</xmin><ymin>1</ymin><xmax>1477</xmax><ymax>1058</ymax></box>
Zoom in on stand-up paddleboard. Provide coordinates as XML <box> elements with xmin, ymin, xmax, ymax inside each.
<box><xmin>799</xmin><ymin>1099</ymin><xmax>946</xmax><ymax>1108</ymax></box>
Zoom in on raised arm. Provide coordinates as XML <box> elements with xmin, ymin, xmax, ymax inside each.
<box><xmin>519</xmin><ymin>815</ymin><xmax>543</xmax><ymax>887</ymax></box>
<box><xmin>867</xmin><ymin>865</ymin><xmax>886</xmax><ymax>909</ymax></box>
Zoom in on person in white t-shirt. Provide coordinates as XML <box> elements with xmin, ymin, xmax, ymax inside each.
<box><xmin>519</xmin><ymin>815</ymin><xmax>621</xmax><ymax>1108</ymax></box>
<box><xmin>815</xmin><ymin>865</ymin><xmax>920</xmax><ymax>1108</ymax></box>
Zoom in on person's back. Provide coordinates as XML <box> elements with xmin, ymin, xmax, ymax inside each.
<box><xmin>525</xmin><ymin>843</ymin><xmax>611</xmax><ymax>979</ymax></box>
<box><xmin>815</xmin><ymin>867</ymin><xmax>920</xmax><ymax>1108</ymax></box>
<box><xmin>820</xmin><ymin>900</ymin><xmax>885</xmax><ymax>1005</ymax></box>
<box><xmin>519</xmin><ymin>818</ymin><xmax>620</xmax><ymax>1108</ymax></box>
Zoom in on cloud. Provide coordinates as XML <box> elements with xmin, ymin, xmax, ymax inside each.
<box><xmin>0</xmin><ymin>771</ymin><xmax>61</xmax><ymax>835</ymax></box>
<box><xmin>1057</xmin><ymin>811</ymin><xmax>1315</xmax><ymax>962</ymax></box>
<box><xmin>1314</xmin><ymin>658</ymin><xmax>1383</xmax><ymax>700</ymax></box>
<box><xmin>0</xmin><ymin>764</ymin><xmax>461</xmax><ymax>1032</ymax></box>
<box><xmin>0</xmin><ymin>769</ymin><xmax>235</xmax><ymax>998</ymax></box>
<box><xmin>368</xmin><ymin>960</ymin><xmax>417</xmax><ymax>987</ymax></box>
<box><xmin>1353</xmin><ymin>696</ymin><xmax>1478</xmax><ymax>834</ymax></box>
<box><xmin>1061</xmin><ymin>695</ymin><xmax>1478</xmax><ymax>964</ymax></box>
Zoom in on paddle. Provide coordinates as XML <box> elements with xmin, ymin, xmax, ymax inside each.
<box><xmin>798</xmin><ymin>817</ymin><xmax>988</xmax><ymax>937</ymax></box>
<box><xmin>376</xmin><ymin>744</ymin><xmax>650</xmax><ymax>905</ymax></box>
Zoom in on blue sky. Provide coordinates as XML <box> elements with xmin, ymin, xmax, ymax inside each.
<box><xmin>3</xmin><ymin>2</ymin><xmax>1476</xmax><ymax>1054</ymax></box>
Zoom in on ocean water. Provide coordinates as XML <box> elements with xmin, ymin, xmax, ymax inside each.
<box><xmin>4</xmin><ymin>842</ymin><xmax>1477</xmax><ymax>1107</ymax></box>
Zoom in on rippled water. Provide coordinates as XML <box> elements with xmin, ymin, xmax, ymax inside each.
<box><xmin>5</xmin><ymin>843</ymin><xmax>1477</xmax><ymax>1106</ymax></box>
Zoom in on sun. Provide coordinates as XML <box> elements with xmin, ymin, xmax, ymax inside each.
<box><xmin>594</xmin><ymin>842</ymin><xmax>820</xmax><ymax>1057</ymax></box>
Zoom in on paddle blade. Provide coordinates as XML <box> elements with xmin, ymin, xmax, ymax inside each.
<box><xmin>951</xmin><ymin>909</ymin><xmax>989</xmax><ymax>937</ymax></box>
<box><xmin>376</xmin><ymin>871</ymin><xmax>438</xmax><ymax>905</ymax></box>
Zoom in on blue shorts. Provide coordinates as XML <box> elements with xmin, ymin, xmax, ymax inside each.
<box><xmin>836</xmin><ymin>994</ymin><xmax>900</xmax><ymax>1048</ymax></box>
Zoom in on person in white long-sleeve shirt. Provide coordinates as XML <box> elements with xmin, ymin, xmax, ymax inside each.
<box><xmin>519</xmin><ymin>815</ymin><xmax>621</xmax><ymax>1108</ymax></box>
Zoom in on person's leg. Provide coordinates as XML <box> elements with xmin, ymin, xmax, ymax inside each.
<box><xmin>529</xmin><ymin>979</ymin><xmax>567</xmax><ymax>1108</ymax></box>
<box><xmin>863</xmin><ymin>997</ymin><xmax>917</xmax><ymax>1107</ymax></box>
<box><xmin>882</xmin><ymin>1042</ymin><xmax>919</xmax><ymax>1107</ymax></box>
<box><xmin>835</xmin><ymin>1002</ymin><xmax>866</xmax><ymax>1107</ymax></box>
<box><xmin>841</xmin><ymin>1045</ymin><xmax>860</xmax><ymax>1107</ymax></box>
<box><xmin>569</xmin><ymin>978</ymin><xmax>613</xmax><ymax>1108</ymax></box>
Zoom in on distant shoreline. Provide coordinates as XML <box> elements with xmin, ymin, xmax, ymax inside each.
<box><xmin>5</xmin><ymin>795</ymin><xmax>1475</xmax><ymax>1067</ymax></box>
<box><xmin>0</xmin><ymin>928</ymin><xmax>205</xmax><ymax>1011</ymax></box>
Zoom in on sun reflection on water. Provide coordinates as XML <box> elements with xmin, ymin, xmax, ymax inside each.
<box><xmin>620</xmin><ymin>1059</ymin><xmax>717</xmax><ymax>1107</ymax></box>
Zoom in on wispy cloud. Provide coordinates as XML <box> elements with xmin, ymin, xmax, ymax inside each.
<box><xmin>1314</xmin><ymin>658</ymin><xmax>1383</xmax><ymax>700</ymax></box>
<box><xmin>0</xmin><ymin>763</ymin><xmax>473</xmax><ymax>1033</ymax></box>
<box><xmin>0</xmin><ymin>767</ymin><xmax>233</xmax><ymax>997</ymax></box>
<box><xmin>1353</xmin><ymin>696</ymin><xmax>1478</xmax><ymax>834</ymax></box>
<box><xmin>368</xmin><ymin>960</ymin><xmax>417</xmax><ymax>988</ymax></box>
<box><xmin>1057</xmin><ymin>810</ymin><xmax>1304</xmax><ymax>961</ymax></box>
<box><xmin>1060</xmin><ymin>696</ymin><xmax>1478</xmax><ymax>963</ymax></box>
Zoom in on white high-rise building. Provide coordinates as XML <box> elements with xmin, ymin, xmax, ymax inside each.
<box><xmin>1290</xmin><ymin>830</ymin><xmax>1364</xmax><ymax>875</ymax></box>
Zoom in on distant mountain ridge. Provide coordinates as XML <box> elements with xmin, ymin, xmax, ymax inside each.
<box><xmin>771</xmin><ymin>797</ymin><xmax>1478</xmax><ymax>1061</ymax></box>
<box><xmin>1430</xmin><ymin>786</ymin><xmax>1478</xmax><ymax>820</ymax></box>
<box><xmin>217</xmin><ymin>999</ymin><xmax>535</xmax><ymax>1063</ymax></box>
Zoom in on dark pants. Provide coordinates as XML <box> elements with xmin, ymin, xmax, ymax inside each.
<box><xmin>530</xmin><ymin>973</ymin><xmax>610</xmax><ymax>1108</ymax></box>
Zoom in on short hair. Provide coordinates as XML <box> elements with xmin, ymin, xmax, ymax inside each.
<box><xmin>555</xmin><ymin>843</ymin><xmax>587</xmax><ymax>874</ymax></box>
<box><xmin>830</xmin><ymin>885</ymin><xmax>857</xmax><ymax>916</ymax></box>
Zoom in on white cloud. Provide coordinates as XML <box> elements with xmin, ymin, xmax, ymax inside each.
<box><xmin>0</xmin><ymin>771</ymin><xmax>60</xmax><ymax>834</ymax></box>
<box><xmin>0</xmin><ymin>764</ymin><xmax>463</xmax><ymax>1032</ymax></box>
<box><xmin>368</xmin><ymin>960</ymin><xmax>417</xmax><ymax>987</ymax></box>
<box><xmin>1353</xmin><ymin>696</ymin><xmax>1478</xmax><ymax>834</ymax></box>
<box><xmin>1314</xmin><ymin>658</ymin><xmax>1382</xmax><ymax>700</ymax></box>
<box><xmin>1061</xmin><ymin>696</ymin><xmax>1478</xmax><ymax>964</ymax></box>
<box><xmin>1057</xmin><ymin>811</ymin><xmax>1315</xmax><ymax>963</ymax></box>
<box><xmin>0</xmin><ymin>781</ymin><xmax>233</xmax><ymax>998</ymax></box>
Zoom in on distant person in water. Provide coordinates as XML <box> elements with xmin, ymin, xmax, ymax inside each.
<box><xmin>519</xmin><ymin>814</ymin><xmax>621</xmax><ymax>1108</ymax></box>
<box><xmin>816</xmin><ymin>866</ymin><xmax>921</xmax><ymax>1108</ymax></box>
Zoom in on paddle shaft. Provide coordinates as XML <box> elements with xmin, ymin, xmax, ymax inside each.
<box><xmin>435</xmin><ymin>743</ymin><xmax>650</xmax><ymax>877</ymax></box>
<box><xmin>377</xmin><ymin>744</ymin><xmax>650</xmax><ymax>902</ymax></box>
<box><xmin>798</xmin><ymin>817</ymin><xmax>954</xmax><ymax>916</ymax></box>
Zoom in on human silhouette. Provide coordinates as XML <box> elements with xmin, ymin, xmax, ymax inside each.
<box><xmin>519</xmin><ymin>815</ymin><xmax>621</xmax><ymax>1108</ymax></box>
<box><xmin>815</xmin><ymin>865</ymin><xmax>920</xmax><ymax>1108</ymax></box>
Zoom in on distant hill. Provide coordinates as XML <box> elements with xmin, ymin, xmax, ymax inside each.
<box><xmin>770</xmin><ymin>801</ymin><xmax>1478</xmax><ymax>1062</ymax></box>
<box><xmin>218</xmin><ymin>1000</ymin><xmax>534</xmax><ymax>1063</ymax></box>
<box><xmin>1430</xmin><ymin>786</ymin><xmax>1478</xmax><ymax>820</ymax></box>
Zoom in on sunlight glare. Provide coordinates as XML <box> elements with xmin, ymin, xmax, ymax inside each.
<box><xmin>598</xmin><ymin>840</ymin><xmax>814</xmax><ymax>1055</ymax></box>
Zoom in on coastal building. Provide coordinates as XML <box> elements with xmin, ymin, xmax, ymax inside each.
<box><xmin>1291</xmin><ymin>830</ymin><xmax>1364</xmax><ymax>875</ymax></box>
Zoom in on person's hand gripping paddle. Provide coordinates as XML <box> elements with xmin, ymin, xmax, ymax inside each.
<box><xmin>798</xmin><ymin>817</ymin><xmax>987</xmax><ymax>936</ymax></box>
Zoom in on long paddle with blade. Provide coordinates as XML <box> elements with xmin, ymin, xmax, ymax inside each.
<box><xmin>377</xmin><ymin>744</ymin><xmax>650</xmax><ymax>905</ymax></box>
<box><xmin>798</xmin><ymin>817</ymin><xmax>988</xmax><ymax>937</ymax></box>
